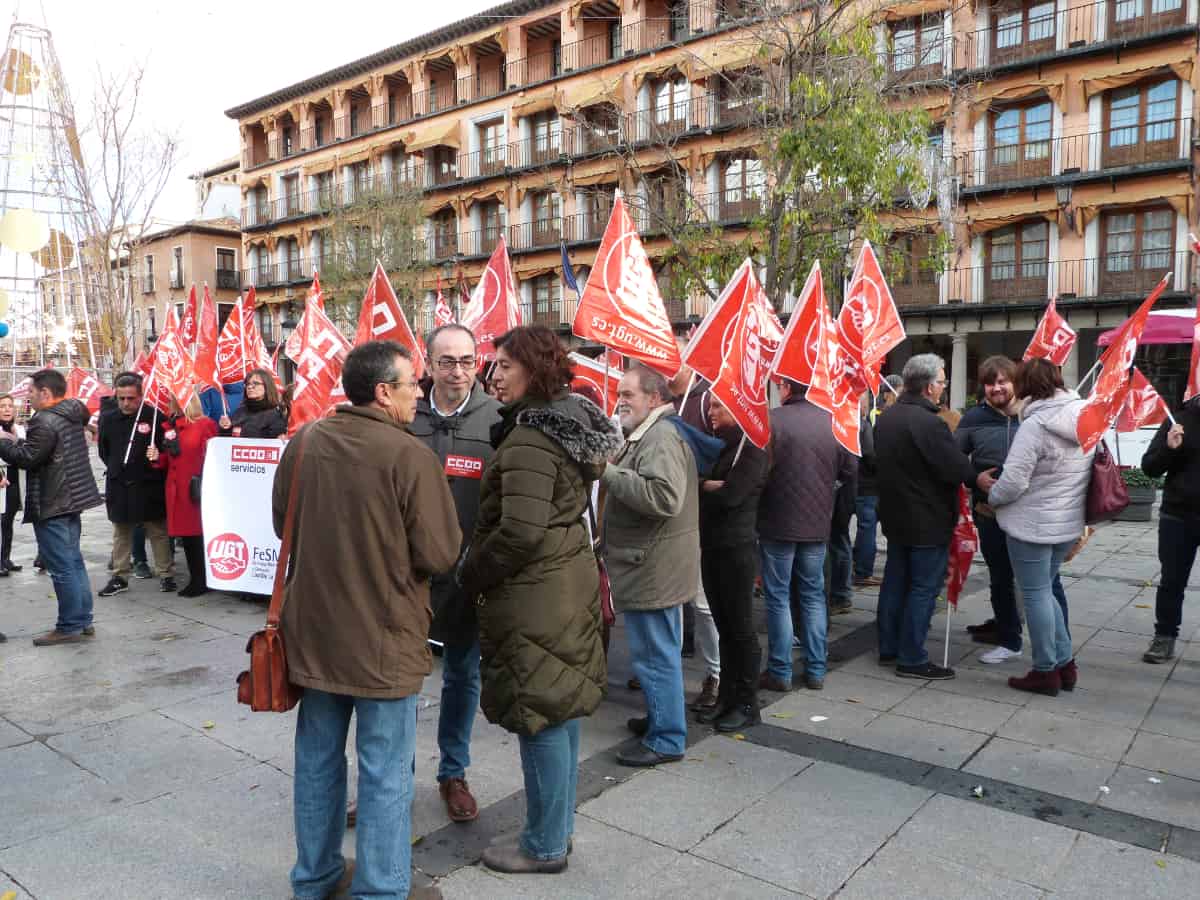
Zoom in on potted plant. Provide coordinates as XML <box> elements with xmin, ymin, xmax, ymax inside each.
<box><xmin>1116</xmin><ymin>467</ymin><xmax>1161</xmax><ymax>522</ymax></box>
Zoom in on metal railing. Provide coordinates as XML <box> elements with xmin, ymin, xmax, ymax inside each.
<box><xmin>169</xmin><ymin>272</ymin><xmax>185</xmax><ymax>290</ymax></box>
<box><xmin>458</xmin><ymin>146</ymin><xmax>508</xmax><ymax>180</ymax></box>
<box><xmin>215</xmin><ymin>269</ymin><xmax>240</xmax><ymax>291</ymax></box>
<box><xmin>505</xmin><ymin>47</ymin><xmax>562</xmax><ymax>89</ymax></box>
<box><xmin>141</xmin><ymin>275</ymin><xmax>155</xmax><ymax>294</ymax></box>
<box><xmin>457</xmin><ymin>69</ymin><xmax>507</xmax><ymax>104</ymax></box>
<box><xmin>411</xmin><ymin>82</ymin><xmax>459</xmax><ymax>118</ymax></box>
<box><xmin>956</xmin><ymin>117</ymin><xmax>1192</xmax><ymax>189</ymax></box>
<box><xmin>509</xmin><ymin>217</ymin><xmax>564</xmax><ymax>251</ymax></box>
<box><xmin>509</xmin><ymin>133</ymin><xmax>564</xmax><ymax>169</ymax></box>
<box><xmin>620</xmin><ymin>18</ymin><xmax>674</xmax><ymax>56</ymax></box>
<box><xmin>459</xmin><ymin>227</ymin><xmax>505</xmax><ymax>258</ymax></box>
<box><xmin>961</xmin><ymin>0</ymin><xmax>1193</xmax><ymax>70</ymax></box>
<box><xmin>375</xmin><ymin>94</ymin><xmax>414</xmax><ymax>128</ymax></box>
<box><xmin>560</xmin><ymin>31</ymin><xmax>620</xmax><ymax>72</ymax></box>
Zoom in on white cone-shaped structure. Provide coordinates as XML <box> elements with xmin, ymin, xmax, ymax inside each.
<box><xmin>0</xmin><ymin>21</ymin><xmax>100</xmax><ymax>382</ymax></box>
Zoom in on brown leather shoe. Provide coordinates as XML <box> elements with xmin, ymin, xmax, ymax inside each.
<box><xmin>481</xmin><ymin>842</ymin><xmax>566</xmax><ymax>874</ymax></box>
<box><xmin>439</xmin><ymin>777</ymin><xmax>479</xmax><ymax>823</ymax></box>
<box><xmin>689</xmin><ymin>675</ymin><xmax>720</xmax><ymax>711</ymax></box>
<box><xmin>32</xmin><ymin>629</ymin><xmax>84</xmax><ymax>646</ymax></box>
<box><xmin>345</xmin><ymin>799</ymin><xmax>356</xmax><ymax>829</ymax></box>
<box><xmin>758</xmin><ymin>672</ymin><xmax>791</xmax><ymax>692</ymax></box>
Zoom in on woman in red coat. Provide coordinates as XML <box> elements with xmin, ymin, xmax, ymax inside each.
<box><xmin>148</xmin><ymin>394</ymin><xmax>218</xmax><ymax>597</ymax></box>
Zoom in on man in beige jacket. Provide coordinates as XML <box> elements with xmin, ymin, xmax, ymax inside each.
<box><xmin>274</xmin><ymin>340</ymin><xmax>460</xmax><ymax>900</ymax></box>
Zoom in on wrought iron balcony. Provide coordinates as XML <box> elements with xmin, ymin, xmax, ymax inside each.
<box><xmin>215</xmin><ymin>268</ymin><xmax>240</xmax><ymax>291</ymax></box>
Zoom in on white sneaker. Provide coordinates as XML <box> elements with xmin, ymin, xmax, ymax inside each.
<box><xmin>979</xmin><ymin>645</ymin><xmax>1022</xmax><ymax>664</ymax></box>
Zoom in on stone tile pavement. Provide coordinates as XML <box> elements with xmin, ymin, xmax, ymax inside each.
<box><xmin>2</xmin><ymin>504</ymin><xmax>1199</xmax><ymax>898</ymax></box>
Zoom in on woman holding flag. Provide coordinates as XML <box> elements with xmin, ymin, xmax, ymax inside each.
<box><xmin>984</xmin><ymin>359</ymin><xmax>1093</xmax><ymax>696</ymax></box>
<box><xmin>217</xmin><ymin>369</ymin><xmax>286</xmax><ymax>438</ymax></box>
<box><xmin>148</xmin><ymin>394</ymin><xmax>219</xmax><ymax>597</ymax></box>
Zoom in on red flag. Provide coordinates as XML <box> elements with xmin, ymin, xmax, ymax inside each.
<box><xmin>132</xmin><ymin>352</ymin><xmax>150</xmax><ymax>376</ymax></box>
<box><xmin>808</xmin><ymin>291</ymin><xmax>862</xmax><ymax>456</ymax></box>
<box><xmin>603</xmin><ymin>348</ymin><xmax>626</xmax><ymax>370</ymax></box>
<box><xmin>216</xmin><ymin>296</ymin><xmax>252</xmax><ymax>385</ymax></box>
<box><xmin>571</xmin><ymin>192</ymin><xmax>682</xmax><ymax>377</ymax></box>
<box><xmin>1191</xmin><ymin>232</ymin><xmax>1200</xmax><ymax>256</ymax></box>
<box><xmin>65</xmin><ymin>367</ymin><xmax>113</xmax><ymax>415</ymax></box>
<box><xmin>179</xmin><ymin>284</ymin><xmax>199</xmax><ymax>353</ymax></box>
<box><xmin>149</xmin><ymin>307</ymin><xmax>196</xmax><ymax>411</ymax></box>
<box><xmin>288</xmin><ymin>301</ymin><xmax>352</xmax><ymax>436</ymax></box>
<box><xmin>1076</xmin><ymin>274</ymin><xmax>1171</xmax><ymax>452</ymax></box>
<box><xmin>1023</xmin><ymin>298</ymin><xmax>1077</xmax><ymax>367</ymax></box>
<box><xmin>569</xmin><ymin>352</ymin><xmax>622</xmax><ymax>415</ymax></box>
<box><xmin>682</xmin><ymin>259</ymin><xmax>781</xmax><ymax>449</ymax></box>
<box><xmin>1184</xmin><ymin>297</ymin><xmax>1200</xmax><ymax>403</ymax></box>
<box><xmin>354</xmin><ymin>262</ymin><xmax>426</xmax><ymax>378</ymax></box>
<box><xmin>193</xmin><ymin>285</ymin><xmax>221</xmax><ymax>391</ymax></box>
<box><xmin>434</xmin><ymin>274</ymin><xmax>454</xmax><ymax>327</ymax></box>
<box><xmin>945</xmin><ymin>485</ymin><xmax>980</xmax><ymax>609</ymax></box>
<box><xmin>1116</xmin><ymin>368</ymin><xmax>1169</xmax><ymax>432</ymax></box>
<box><xmin>837</xmin><ymin>241</ymin><xmax>905</xmax><ymax>394</ymax></box>
<box><xmin>461</xmin><ymin>236</ymin><xmax>522</xmax><ymax>362</ymax></box>
<box><xmin>771</xmin><ymin>261</ymin><xmax>825</xmax><ymax>386</ymax></box>
<box><xmin>308</xmin><ymin>271</ymin><xmax>324</xmax><ymax>311</ymax></box>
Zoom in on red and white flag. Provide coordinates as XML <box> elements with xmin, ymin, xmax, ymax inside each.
<box><xmin>1184</xmin><ymin>297</ymin><xmax>1200</xmax><ymax>403</ymax></box>
<box><xmin>1076</xmin><ymin>274</ymin><xmax>1171</xmax><ymax>452</ymax></box>
<box><xmin>354</xmin><ymin>261</ymin><xmax>426</xmax><ymax>378</ymax></box>
<box><xmin>682</xmin><ymin>259</ymin><xmax>781</xmax><ymax>448</ymax></box>
<box><xmin>572</xmin><ymin>191</ymin><xmax>682</xmax><ymax>377</ymax></box>
<box><xmin>287</xmin><ymin>300</ymin><xmax>353</xmax><ymax>437</ymax></box>
<box><xmin>945</xmin><ymin>485</ymin><xmax>979</xmax><ymax>609</ymax></box>
<box><xmin>461</xmin><ymin>237</ymin><xmax>522</xmax><ymax>362</ymax></box>
<box><xmin>217</xmin><ymin>293</ymin><xmax>255</xmax><ymax>385</ymax></box>
<box><xmin>1116</xmin><ymin>368</ymin><xmax>1170</xmax><ymax>432</ymax></box>
<box><xmin>434</xmin><ymin>275</ymin><xmax>454</xmax><ymax>327</ymax></box>
<box><xmin>808</xmin><ymin>289</ymin><xmax>862</xmax><ymax>456</ymax></box>
<box><xmin>837</xmin><ymin>241</ymin><xmax>906</xmax><ymax>394</ymax></box>
<box><xmin>148</xmin><ymin>307</ymin><xmax>196</xmax><ymax>411</ymax></box>
<box><xmin>770</xmin><ymin>260</ymin><xmax>825</xmax><ymax>386</ymax></box>
<box><xmin>179</xmin><ymin>284</ymin><xmax>199</xmax><ymax>353</ymax></box>
<box><xmin>308</xmin><ymin>271</ymin><xmax>325</xmax><ymax>311</ymax></box>
<box><xmin>569</xmin><ymin>352</ymin><xmax>623</xmax><ymax>415</ymax></box>
<box><xmin>1024</xmin><ymin>298</ymin><xmax>1077</xmax><ymax>367</ymax></box>
<box><xmin>65</xmin><ymin>367</ymin><xmax>113</xmax><ymax>415</ymax></box>
<box><xmin>193</xmin><ymin>284</ymin><xmax>221</xmax><ymax>391</ymax></box>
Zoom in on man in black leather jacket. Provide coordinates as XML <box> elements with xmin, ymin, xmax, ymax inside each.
<box><xmin>0</xmin><ymin>368</ymin><xmax>103</xmax><ymax>645</ymax></box>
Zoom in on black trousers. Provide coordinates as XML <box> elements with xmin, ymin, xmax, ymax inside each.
<box><xmin>701</xmin><ymin>542</ymin><xmax>761</xmax><ymax>707</ymax></box>
<box><xmin>1</xmin><ymin>508</ymin><xmax>16</xmax><ymax>564</ymax></box>
<box><xmin>179</xmin><ymin>535</ymin><xmax>206</xmax><ymax>589</ymax></box>
<box><xmin>1155</xmin><ymin>513</ymin><xmax>1200</xmax><ymax>638</ymax></box>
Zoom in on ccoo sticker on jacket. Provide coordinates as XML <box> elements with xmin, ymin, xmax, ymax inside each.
<box><xmin>445</xmin><ymin>454</ymin><xmax>483</xmax><ymax>479</ymax></box>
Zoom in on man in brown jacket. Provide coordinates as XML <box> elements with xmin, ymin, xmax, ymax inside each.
<box><xmin>274</xmin><ymin>340</ymin><xmax>460</xmax><ymax>900</ymax></box>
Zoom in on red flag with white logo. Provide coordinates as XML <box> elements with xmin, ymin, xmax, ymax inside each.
<box><xmin>1187</xmin><ymin>236</ymin><xmax>1200</xmax><ymax>402</ymax></box>
<box><xmin>1023</xmin><ymin>298</ymin><xmax>1077</xmax><ymax>367</ymax></box>
<box><xmin>217</xmin><ymin>294</ymin><xmax>253</xmax><ymax>385</ymax></box>
<box><xmin>1076</xmin><ymin>274</ymin><xmax>1171</xmax><ymax>452</ymax></box>
<box><xmin>193</xmin><ymin>285</ymin><xmax>221</xmax><ymax>391</ymax></box>
<box><xmin>148</xmin><ymin>307</ymin><xmax>196</xmax><ymax>411</ymax></box>
<box><xmin>682</xmin><ymin>259</ymin><xmax>781</xmax><ymax>448</ymax></box>
<box><xmin>179</xmin><ymin>284</ymin><xmax>199</xmax><ymax>353</ymax></box>
<box><xmin>354</xmin><ymin>261</ymin><xmax>426</xmax><ymax>378</ymax></box>
<box><xmin>434</xmin><ymin>274</ymin><xmax>454</xmax><ymax>327</ymax></box>
<box><xmin>308</xmin><ymin>271</ymin><xmax>325</xmax><ymax>311</ymax></box>
<box><xmin>461</xmin><ymin>236</ymin><xmax>522</xmax><ymax>363</ymax></box>
<box><xmin>770</xmin><ymin>261</ymin><xmax>825</xmax><ymax>386</ymax></box>
<box><xmin>945</xmin><ymin>485</ymin><xmax>979</xmax><ymax>609</ymax></box>
<box><xmin>569</xmin><ymin>352</ymin><xmax>622</xmax><ymax>415</ymax></box>
<box><xmin>287</xmin><ymin>301</ymin><xmax>352</xmax><ymax>436</ymax></box>
<box><xmin>808</xmin><ymin>292</ymin><xmax>862</xmax><ymax>456</ymax></box>
<box><xmin>572</xmin><ymin>192</ymin><xmax>682</xmax><ymax>377</ymax></box>
<box><xmin>65</xmin><ymin>367</ymin><xmax>113</xmax><ymax>415</ymax></box>
<box><xmin>1116</xmin><ymin>368</ymin><xmax>1169</xmax><ymax>432</ymax></box>
<box><xmin>837</xmin><ymin>241</ymin><xmax>905</xmax><ymax>394</ymax></box>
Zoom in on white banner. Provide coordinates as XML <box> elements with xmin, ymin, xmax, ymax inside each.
<box><xmin>200</xmin><ymin>437</ymin><xmax>284</xmax><ymax>593</ymax></box>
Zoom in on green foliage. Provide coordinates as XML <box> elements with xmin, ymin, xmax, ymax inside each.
<box><xmin>1120</xmin><ymin>467</ymin><xmax>1163</xmax><ymax>489</ymax></box>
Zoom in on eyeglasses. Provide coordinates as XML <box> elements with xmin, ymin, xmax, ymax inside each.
<box><xmin>384</xmin><ymin>380</ymin><xmax>421</xmax><ymax>391</ymax></box>
<box><xmin>245</xmin><ymin>381</ymin><xmax>266</xmax><ymax>389</ymax></box>
<box><xmin>435</xmin><ymin>356</ymin><xmax>477</xmax><ymax>373</ymax></box>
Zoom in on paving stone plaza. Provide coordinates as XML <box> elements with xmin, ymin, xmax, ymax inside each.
<box><xmin>2</xmin><ymin>502</ymin><xmax>1199</xmax><ymax>899</ymax></box>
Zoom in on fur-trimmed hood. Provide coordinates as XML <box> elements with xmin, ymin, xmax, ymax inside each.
<box><xmin>513</xmin><ymin>393</ymin><xmax>623</xmax><ymax>466</ymax></box>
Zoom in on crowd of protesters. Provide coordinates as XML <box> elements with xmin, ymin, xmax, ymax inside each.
<box><xmin>0</xmin><ymin>329</ymin><xmax>1197</xmax><ymax>900</ymax></box>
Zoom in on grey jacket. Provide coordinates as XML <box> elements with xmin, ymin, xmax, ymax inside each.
<box><xmin>0</xmin><ymin>399</ymin><xmax>101</xmax><ymax>524</ymax></box>
<box><xmin>988</xmin><ymin>391</ymin><xmax>1093</xmax><ymax>545</ymax></box>
<box><xmin>601</xmin><ymin>404</ymin><xmax>699</xmax><ymax>612</ymax></box>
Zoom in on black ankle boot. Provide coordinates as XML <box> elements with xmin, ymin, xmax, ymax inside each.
<box><xmin>696</xmin><ymin>701</ymin><xmax>734</xmax><ymax>725</ymax></box>
<box><xmin>714</xmin><ymin>703</ymin><xmax>761</xmax><ymax>733</ymax></box>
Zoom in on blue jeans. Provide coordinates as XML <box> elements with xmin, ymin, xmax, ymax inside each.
<box><xmin>827</xmin><ymin>528</ymin><xmax>853</xmax><ymax>604</ymax></box>
<box><xmin>437</xmin><ymin>638</ymin><xmax>480</xmax><ymax>783</ymax></box>
<box><xmin>1007</xmin><ymin>537</ymin><xmax>1074</xmax><ymax>672</ymax></box>
<box><xmin>760</xmin><ymin>539</ymin><xmax>827</xmax><ymax>681</ymax></box>
<box><xmin>291</xmin><ymin>689</ymin><xmax>418</xmax><ymax>900</ymax></box>
<box><xmin>33</xmin><ymin>513</ymin><xmax>92</xmax><ymax>634</ymax></box>
<box><xmin>877</xmin><ymin>544</ymin><xmax>949</xmax><ymax>667</ymax></box>
<box><xmin>853</xmin><ymin>496</ymin><xmax>878</xmax><ymax>579</ymax></box>
<box><xmin>518</xmin><ymin>718</ymin><xmax>581</xmax><ymax>860</ymax></box>
<box><xmin>624</xmin><ymin>607</ymin><xmax>686</xmax><ymax>756</ymax></box>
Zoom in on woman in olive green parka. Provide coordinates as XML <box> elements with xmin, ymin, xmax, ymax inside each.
<box><xmin>460</xmin><ymin>326</ymin><xmax>622</xmax><ymax>875</ymax></box>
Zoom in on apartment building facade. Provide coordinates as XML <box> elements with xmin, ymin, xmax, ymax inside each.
<box><xmin>225</xmin><ymin>0</ymin><xmax>1200</xmax><ymax>406</ymax></box>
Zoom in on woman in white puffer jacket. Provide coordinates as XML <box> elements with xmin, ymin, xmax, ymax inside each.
<box><xmin>986</xmin><ymin>359</ymin><xmax>1094</xmax><ymax>697</ymax></box>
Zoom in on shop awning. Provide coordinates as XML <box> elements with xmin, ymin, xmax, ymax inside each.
<box><xmin>1099</xmin><ymin>308</ymin><xmax>1194</xmax><ymax>346</ymax></box>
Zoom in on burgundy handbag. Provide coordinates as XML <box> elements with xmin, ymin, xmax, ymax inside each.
<box><xmin>1085</xmin><ymin>440</ymin><xmax>1129</xmax><ymax>525</ymax></box>
<box><xmin>585</xmin><ymin>494</ymin><xmax>615</xmax><ymax>627</ymax></box>
<box><xmin>236</xmin><ymin>433</ymin><xmax>307</xmax><ymax>713</ymax></box>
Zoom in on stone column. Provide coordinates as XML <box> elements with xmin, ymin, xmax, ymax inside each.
<box><xmin>950</xmin><ymin>332</ymin><xmax>968</xmax><ymax>412</ymax></box>
<box><xmin>1061</xmin><ymin>342</ymin><xmax>1079</xmax><ymax>389</ymax></box>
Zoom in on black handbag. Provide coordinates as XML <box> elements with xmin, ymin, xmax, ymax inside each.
<box><xmin>189</xmin><ymin>474</ymin><xmax>202</xmax><ymax>505</ymax></box>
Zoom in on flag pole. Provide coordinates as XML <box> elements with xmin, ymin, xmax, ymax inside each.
<box><xmin>604</xmin><ymin>351</ymin><xmax>611</xmax><ymax>413</ymax></box>
<box><xmin>1076</xmin><ymin>357</ymin><xmax>1104</xmax><ymax>395</ymax></box>
<box><xmin>732</xmin><ymin>432</ymin><xmax>747</xmax><ymax>467</ymax></box>
<box><xmin>1114</xmin><ymin>428</ymin><xmax>1122</xmax><ymax>465</ymax></box>
<box><xmin>122</xmin><ymin>369</ymin><xmax>154</xmax><ymax>466</ymax></box>
<box><xmin>943</xmin><ymin>601</ymin><xmax>952</xmax><ymax>669</ymax></box>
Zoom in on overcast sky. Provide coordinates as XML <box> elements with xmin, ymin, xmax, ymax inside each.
<box><xmin>33</xmin><ymin>0</ymin><xmax>500</xmax><ymax>223</ymax></box>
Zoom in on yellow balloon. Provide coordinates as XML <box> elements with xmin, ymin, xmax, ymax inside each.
<box><xmin>0</xmin><ymin>208</ymin><xmax>50</xmax><ymax>254</ymax></box>
<box><xmin>0</xmin><ymin>288</ymin><xmax>8</xmax><ymax>318</ymax></box>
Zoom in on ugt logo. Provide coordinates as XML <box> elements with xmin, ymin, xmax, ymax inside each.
<box><xmin>207</xmin><ymin>532</ymin><xmax>248</xmax><ymax>580</ymax></box>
